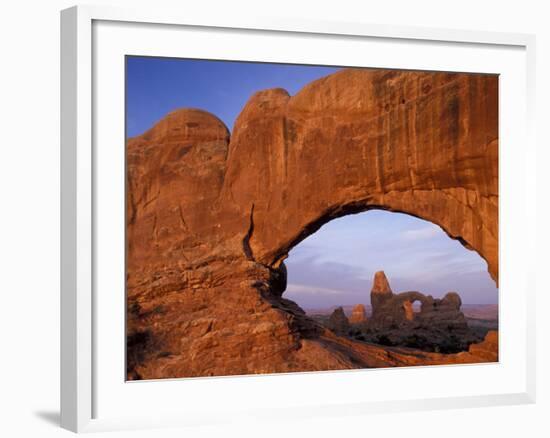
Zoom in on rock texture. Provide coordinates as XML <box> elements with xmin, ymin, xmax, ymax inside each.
<box><xmin>327</xmin><ymin>307</ymin><xmax>351</xmax><ymax>335</ymax></box>
<box><xmin>349</xmin><ymin>304</ymin><xmax>368</xmax><ymax>325</ymax></box>
<box><xmin>361</xmin><ymin>272</ymin><xmax>479</xmax><ymax>352</ymax></box>
<box><xmin>126</xmin><ymin>69</ymin><xmax>499</xmax><ymax>379</ymax></box>
<box><xmin>371</xmin><ymin>271</ymin><xmax>393</xmax><ymax>315</ymax></box>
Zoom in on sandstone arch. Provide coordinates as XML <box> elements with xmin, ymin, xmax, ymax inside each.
<box><xmin>126</xmin><ymin>68</ymin><xmax>498</xmax><ymax>379</ymax></box>
<box><xmin>221</xmin><ymin>69</ymin><xmax>498</xmax><ymax>281</ymax></box>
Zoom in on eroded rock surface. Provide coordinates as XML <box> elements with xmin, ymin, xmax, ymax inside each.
<box><xmin>349</xmin><ymin>304</ymin><xmax>368</xmax><ymax>325</ymax></box>
<box><xmin>371</xmin><ymin>271</ymin><xmax>393</xmax><ymax>315</ymax></box>
<box><xmin>327</xmin><ymin>307</ymin><xmax>351</xmax><ymax>336</ymax></box>
<box><xmin>126</xmin><ymin>69</ymin><xmax>499</xmax><ymax>379</ymax></box>
<box><xmin>360</xmin><ymin>272</ymin><xmax>479</xmax><ymax>353</ymax></box>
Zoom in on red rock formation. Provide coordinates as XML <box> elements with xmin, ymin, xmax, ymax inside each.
<box><xmin>126</xmin><ymin>68</ymin><xmax>498</xmax><ymax>379</ymax></box>
<box><xmin>371</xmin><ymin>271</ymin><xmax>393</xmax><ymax>315</ymax></box>
<box><xmin>222</xmin><ymin>70</ymin><xmax>499</xmax><ymax>282</ymax></box>
<box><xmin>327</xmin><ymin>307</ymin><xmax>351</xmax><ymax>335</ymax></box>
<box><xmin>467</xmin><ymin>330</ymin><xmax>499</xmax><ymax>361</ymax></box>
<box><xmin>349</xmin><ymin>304</ymin><xmax>368</xmax><ymax>324</ymax></box>
<box><xmin>365</xmin><ymin>272</ymin><xmax>478</xmax><ymax>352</ymax></box>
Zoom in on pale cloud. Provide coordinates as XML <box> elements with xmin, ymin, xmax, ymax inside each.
<box><xmin>286</xmin><ymin>283</ymin><xmax>343</xmax><ymax>296</ymax></box>
<box><xmin>401</xmin><ymin>225</ymin><xmax>441</xmax><ymax>241</ymax></box>
<box><xmin>284</xmin><ymin>210</ymin><xmax>498</xmax><ymax>308</ymax></box>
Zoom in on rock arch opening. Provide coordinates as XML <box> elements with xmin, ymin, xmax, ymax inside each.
<box><xmin>282</xmin><ymin>210</ymin><xmax>498</xmax><ymax>353</ymax></box>
<box><xmin>403</xmin><ymin>300</ymin><xmax>422</xmax><ymax>321</ymax></box>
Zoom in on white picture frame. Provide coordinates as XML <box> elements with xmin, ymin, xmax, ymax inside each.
<box><xmin>60</xmin><ymin>4</ymin><xmax>537</xmax><ymax>433</ymax></box>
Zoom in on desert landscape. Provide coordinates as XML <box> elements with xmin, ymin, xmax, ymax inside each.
<box><xmin>309</xmin><ymin>271</ymin><xmax>497</xmax><ymax>353</ymax></box>
<box><xmin>126</xmin><ymin>63</ymin><xmax>498</xmax><ymax>380</ymax></box>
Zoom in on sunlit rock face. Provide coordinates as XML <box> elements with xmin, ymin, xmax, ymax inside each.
<box><xmin>126</xmin><ymin>69</ymin><xmax>498</xmax><ymax>379</ymax></box>
<box><xmin>371</xmin><ymin>271</ymin><xmax>393</xmax><ymax>315</ymax></box>
<box><xmin>349</xmin><ymin>304</ymin><xmax>368</xmax><ymax>325</ymax></box>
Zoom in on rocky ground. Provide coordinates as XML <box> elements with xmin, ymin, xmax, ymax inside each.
<box><xmin>310</xmin><ymin>305</ymin><xmax>498</xmax><ymax>344</ymax></box>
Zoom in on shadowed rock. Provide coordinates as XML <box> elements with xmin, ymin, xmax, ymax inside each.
<box><xmin>327</xmin><ymin>307</ymin><xmax>350</xmax><ymax>336</ymax></box>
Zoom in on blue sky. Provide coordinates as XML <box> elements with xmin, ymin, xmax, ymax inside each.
<box><xmin>126</xmin><ymin>57</ymin><xmax>498</xmax><ymax>308</ymax></box>
<box><xmin>285</xmin><ymin>211</ymin><xmax>498</xmax><ymax>308</ymax></box>
<box><xmin>126</xmin><ymin>57</ymin><xmax>340</xmax><ymax>136</ymax></box>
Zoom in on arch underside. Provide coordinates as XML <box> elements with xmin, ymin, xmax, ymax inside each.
<box><xmin>221</xmin><ymin>69</ymin><xmax>498</xmax><ymax>282</ymax></box>
<box><xmin>265</xmin><ymin>198</ymin><xmax>495</xmax><ymax>283</ymax></box>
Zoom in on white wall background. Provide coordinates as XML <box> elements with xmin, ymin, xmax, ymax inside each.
<box><xmin>0</xmin><ymin>1</ymin><xmax>547</xmax><ymax>436</ymax></box>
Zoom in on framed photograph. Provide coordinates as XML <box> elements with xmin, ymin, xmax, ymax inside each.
<box><xmin>61</xmin><ymin>5</ymin><xmax>536</xmax><ymax>433</ymax></box>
